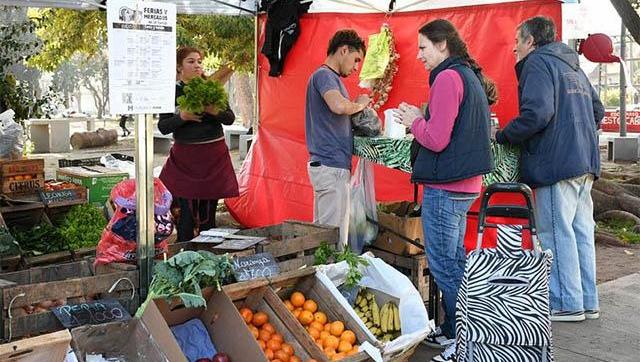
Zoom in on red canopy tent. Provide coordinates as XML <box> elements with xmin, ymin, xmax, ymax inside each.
<box><xmin>227</xmin><ymin>0</ymin><xmax>563</xmax><ymax>249</ymax></box>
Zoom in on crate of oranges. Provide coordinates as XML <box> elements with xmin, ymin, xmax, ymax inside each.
<box><xmin>278</xmin><ymin>274</ymin><xmax>377</xmax><ymax>361</ymax></box>
<box><xmin>236</xmin><ymin>286</ymin><xmax>322</xmax><ymax>362</ymax></box>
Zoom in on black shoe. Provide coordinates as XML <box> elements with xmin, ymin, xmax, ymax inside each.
<box><xmin>422</xmin><ymin>327</ymin><xmax>455</xmax><ymax>349</ymax></box>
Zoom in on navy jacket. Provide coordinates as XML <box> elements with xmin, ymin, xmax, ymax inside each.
<box><xmin>496</xmin><ymin>42</ymin><xmax>605</xmax><ymax>188</ymax></box>
<box><xmin>411</xmin><ymin>57</ymin><xmax>494</xmax><ymax>184</ymax></box>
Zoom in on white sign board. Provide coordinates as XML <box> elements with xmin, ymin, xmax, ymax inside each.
<box><xmin>107</xmin><ymin>0</ymin><xmax>176</xmax><ymax>114</ymax></box>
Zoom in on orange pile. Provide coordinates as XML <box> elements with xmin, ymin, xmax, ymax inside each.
<box><xmin>239</xmin><ymin>306</ymin><xmax>307</xmax><ymax>362</ymax></box>
<box><xmin>285</xmin><ymin>291</ymin><xmax>360</xmax><ymax>361</ymax></box>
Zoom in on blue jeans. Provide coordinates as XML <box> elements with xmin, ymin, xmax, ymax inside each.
<box><xmin>422</xmin><ymin>187</ymin><xmax>477</xmax><ymax>339</ymax></box>
<box><xmin>535</xmin><ymin>174</ymin><xmax>599</xmax><ymax>312</ymax></box>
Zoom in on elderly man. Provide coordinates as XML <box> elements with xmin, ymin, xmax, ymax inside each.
<box><xmin>495</xmin><ymin>16</ymin><xmax>605</xmax><ymax>322</ymax></box>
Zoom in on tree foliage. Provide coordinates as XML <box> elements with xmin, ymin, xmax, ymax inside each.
<box><xmin>28</xmin><ymin>9</ymin><xmax>106</xmax><ymax>72</ymax></box>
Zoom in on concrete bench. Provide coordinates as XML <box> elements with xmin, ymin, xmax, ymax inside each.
<box><xmin>239</xmin><ymin>134</ymin><xmax>254</xmax><ymax>160</ymax></box>
<box><xmin>26</xmin><ymin>118</ymin><xmax>95</xmax><ymax>153</ymax></box>
<box><xmin>223</xmin><ymin>125</ymin><xmax>249</xmax><ymax>150</ymax></box>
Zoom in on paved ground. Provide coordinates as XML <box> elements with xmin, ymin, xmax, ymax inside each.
<box><xmin>411</xmin><ymin>273</ymin><xmax>640</xmax><ymax>362</ymax></box>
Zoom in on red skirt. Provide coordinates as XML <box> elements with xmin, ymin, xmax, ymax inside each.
<box><xmin>159</xmin><ymin>139</ymin><xmax>239</xmax><ymax>200</ymax></box>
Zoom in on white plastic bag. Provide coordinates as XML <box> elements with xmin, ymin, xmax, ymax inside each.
<box><xmin>349</xmin><ymin>159</ymin><xmax>378</xmax><ymax>253</ymax></box>
<box><xmin>315</xmin><ymin>254</ymin><xmax>431</xmax><ymax>359</ymax></box>
<box><xmin>0</xmin><ymin>109</ymin><xmax>24</xmax><ymax>159</ymax></box>
<box><xmin>100</xmin><ymin>154</ymin><xmax>135</xmax><ymax>178</ymax></box>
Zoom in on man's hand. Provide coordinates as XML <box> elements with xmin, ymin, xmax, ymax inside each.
<box><xmin>397</xmin><ymin>102</ymin><xmax>423</xmax><ymax>128</ymax></box>
<box><xmin>180</xmin><ymin>111</ymin><xmax>202</xmax><ymax>122</ymax></box>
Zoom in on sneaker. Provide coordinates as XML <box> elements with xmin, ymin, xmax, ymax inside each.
<box><xmin>585</xmin><ymin>310</ymin><xmax>600</xmax><ymax>319</ymax></box>
<box><xmin>432</xmin><ymin>342</ymin><xmax>456</xmax><ymax>362</ymax></box>
<box><xmin>550</xmin><ymin>310</ymin><xmax>585</xmax><ymax>322</ymax></box>
<box><xmin>422</xmin><ymin>327</ymin><xmax>455</xmax><ymax>349</ymax></box>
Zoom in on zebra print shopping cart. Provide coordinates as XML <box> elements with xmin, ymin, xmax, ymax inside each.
<box><xmin>456</xmin><ymin>183</ymin><xmax>554</xmax><ymax>362</ymax></box>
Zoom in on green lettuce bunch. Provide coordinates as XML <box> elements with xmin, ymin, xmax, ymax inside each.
<box><xmin>177</xmin><ymin>77</ymin><xmax>228</xmax><ymax>114</ymax></box>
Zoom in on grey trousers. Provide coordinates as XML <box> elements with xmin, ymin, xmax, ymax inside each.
<box><xmin>307</xmin><ymin>163</ymin><xmax>350</xmax><ymax>248</ymax></box>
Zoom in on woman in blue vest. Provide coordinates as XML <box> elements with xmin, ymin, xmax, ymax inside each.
<box><xmin>397</xmin><ymin>19</ymin><xmax>496</xmax><ymax>362</ymax></box>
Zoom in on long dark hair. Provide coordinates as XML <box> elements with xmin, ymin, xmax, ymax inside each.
<box><xmin>419</xmin><ymin>19</ymin><xmax>498</xmax><ymax>105</ymax></box>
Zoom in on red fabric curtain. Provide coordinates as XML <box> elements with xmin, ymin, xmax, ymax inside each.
<box><xmin>227</xmin><ymin>0</ymin><xmax>562</xmax><ymax>250</ymax></box>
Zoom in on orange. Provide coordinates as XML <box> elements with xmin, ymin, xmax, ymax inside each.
<box><xmin>262</xmin><ymin>322</ymin><xmax>276</xmax><ymax>334</ymax></box>
<box><xmin>253</xmin><ymin>311</ymin><xmax>269</xmax><ymax>327</ymax></box>
<box><xmin>319</xmin><ymin>330</ymin><xmax>330</xmax><ymax>341</ymax></box>
<box><xmin>323</xmin><ymin>335</ymin><xmax>339</xmax><ymax>350</ymax></box>
<box><xmin>271</xmin><ymin>333</ymin><xmax>284</xmax><ymax>343</ymax></box>
<box><xmin>307</xmin><ymin>360</ymin><xmax>319</xmax><ymax>362</ymax></box>
<box><xmin>332</xmin><ymin>352</ymin><xmax>346</xmax><ymax>361</ymax></box>
<box><xmin>257</xmin><ymin>340</ymin><xmax>266</xmax><ymax>351</ymax></box>
<box><xmin>337</xmin><ymin>340</ymin><xmax>352</xmax><ymax>353</ymax></box>
<box><xmin>249</xmin><ymin>325</ymin><xmax>259</xmax><ymax>339</ymax></box>
<box><xmin>315</xmin><ymin>339</ymin><xmax>324</xmax><ymax>349</ymax></box>
<box><xmin>264</xmin><ymin>348</ymin><xmax>274</xmax><ymax>360</ymax></box>
<box><xmin>267</xmin><ymin>339</ymin><xmax>282</xmax><ymax>351</ymax></box>
<box><xmin>239</xmin><ymin>307</ymin><xmax>253</xmax><ymax>324</ymax></box>
<box><xmin>290</xmin><ymin>356</ymin><xmax>301</xmax><ymax>362</ymax></box>
<box><xmin>284</xmin><ymin>300</ymin><xmax>295</xmax><ymax>311</ymax></box>
<box><xmin>329</xmin><ymin>321</ymin><xmax>344</xmax><ymax>336</ymax></box>
<box><xmin>298</xmin><ymin>310</ymin><xmax>314</xmax><ymax>325</ymax></box>
<box><xmin>290</xmin><ymin>291</ymin><xmax>306</xmax><ymax>307</ymax></box>
<box><xmin>340</xmin><ymin>330</ymin><xmax>356</xmax><ymax>344</ymax></box>
<box><xmin>272</xmin><ymin>360</ymin><xmax>283</xmax><ymax>362</ymax></box>
<box><xmin>309</xmin><ymin>321</ymin><xmax>324</xmax><ymax>331</ymax></box>
<box><xmin>308</xmin><ymin>327</ymin><xmax>320</xmax><ymax>340</ymax></box>
<box><xmin>313</xmin><ymin>311</ymin><xmax>327</xmax><ymax>325</ymax></box>
<box><xmin>259</xmin><ymin>329</ymin><xmax>272</xmax><ymax>342</ymax></box>
<box><xmin>323</xmin><ymin>347</ymin><xmax>336</xmax><ymax>358</ymax></box>
<box><xmin>281</xmin><ymin>343</ymin><xmax>294</xmax><ymax>356</ymax></box>
<box><xmin>346</xmin><ymin>346</ymin><xmax>358</xmax><ymax>356</ymax></box>
<box><xmin>293</xmin><ymin>308</ymin><xmax>303</xmax><ymax>319</ymax></box>
<box><xmin>302</xmin><ymin>300</ymin><xmax>318</xmax><ymax>313</ymax></box>
<box><xmin>274</xmin><ymin>349</ymin><xmax>290</xmax><ymax>361</ymax></box>
<box><xmin>323</xmin><ymin>323</ymin><xmax>332</xmax><ymax>332</ymax></box>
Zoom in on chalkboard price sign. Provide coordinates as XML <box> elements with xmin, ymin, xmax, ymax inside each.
<box><xmin>232</xmin><ymin>252</ymin><xmax>279</xmax><ymax>282</ymax></box>
<box><xmin>52</xmin><ymin>299</ymin><xmax>131</xmax><ymax>328</ymax></box>
<box><xmin>38</xmin><ymin>188</ymin><xmax>82</xmax><ymax>206</ymax></box>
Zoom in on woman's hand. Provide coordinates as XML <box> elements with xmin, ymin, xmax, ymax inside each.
<box><xmin>397</xmin><ymin>102</ymin><xmax>423</xmax><ymax>128</ymax></box>
<box><xmin>204</xmin><ymin>104</ymin><xmax>219</xmax><ymax>116</ymax></box>
<box><xmin>180</xmin><ymin>111</ymin><xmax>202</xmax><ymax>122</ymax></box>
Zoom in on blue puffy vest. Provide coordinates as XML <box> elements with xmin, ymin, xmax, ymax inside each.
<box><xmin>410</xmin><ymin>57</ymin><xmax>494</xmax><ymax>184</ymax></box>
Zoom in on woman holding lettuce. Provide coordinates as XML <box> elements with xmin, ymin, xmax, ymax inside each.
<box><xmin>158</xmin><ymin>46</ymin><xmax>238</xmax><ymax>242</ymax></box>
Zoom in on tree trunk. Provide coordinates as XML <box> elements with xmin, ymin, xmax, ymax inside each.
<box><xmin>70</xmin><ymin>128</ymin><xmax>117</xmax><ymax>149</ymax></box>
<box><xmin>610</xmin><ymin>0</ymin><xmax>640</xmax><ymax>45</ymax></box>
<box><xmin>595</xmin><ymin>231</ymin><xmax>628</xmax><ymax>247</ymax></box>
<box><xmin>235</xmin><ymin>73</ymin><xmax>255</xmax><ymax>129</ymax></box>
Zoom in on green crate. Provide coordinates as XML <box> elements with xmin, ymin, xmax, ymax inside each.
<box><xmin>56</xmin><ymin>166</ymin><xmax>129</xmax><ymax>206</ymax></box>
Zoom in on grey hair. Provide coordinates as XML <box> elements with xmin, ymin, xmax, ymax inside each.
<box><xmin>517</xmin><ymin>16</ymin><xmax>556</xmax><ymax>47</ymax></box>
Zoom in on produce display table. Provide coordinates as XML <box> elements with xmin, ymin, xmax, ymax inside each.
<box><xmin>353</xmin><ymin>136</ymin><xmax>521</xmax><ymax>185</ymax></box>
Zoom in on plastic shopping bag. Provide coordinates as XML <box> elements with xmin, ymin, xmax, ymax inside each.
<box><xmin>348</xmin><ymin>159</ymin><xmax>378</xmax><ymax>253</ymax></box>
<box><xmin>95</xmin><ymin>178</ymin><xmax>173</xmax><ymax>265</ymax></box>
<box><xmin>0</xmin><ymin>109</ymin><xmax>24</xmax><ymax>159</ymax></box>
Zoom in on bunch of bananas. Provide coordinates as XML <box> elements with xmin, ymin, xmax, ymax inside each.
<box><xmin>353</xmin><ymin>289</ymin><xmax>401</xmax><ymax>342</ymax></box>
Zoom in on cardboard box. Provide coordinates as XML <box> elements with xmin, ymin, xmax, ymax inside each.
<box><xmin>56</xmin><ymin>166</ymin><xmax>128</xmax><ymax>206</ymax></box>
<box><xmin>141</xmin><ymin>289</ymin><xmax>267</xmax><ymax>362</ymax></box>
<box><xmin>373</xmin><ymin>202</ymin><xmax>424</xmax><ymax>255</ymax></box>
<box><xmin>0</xmin><ymin>329</ymin><xmax>71</xmax><ymax>362</ymax></box>
<box><xmin>71</xmin><ymin>320</ymin><xmax>169</xmax><ymax>362</ymax></box>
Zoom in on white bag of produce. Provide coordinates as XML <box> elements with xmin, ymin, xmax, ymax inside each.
<box><xmin>0</xmin><ymin>109</ymin><xmax>24</xmax><ymax>159</ymax></box>
<box><xmin>315</xmin><ymin>253</ymin><xmax>431</xmax><ymax>359</ymax></box>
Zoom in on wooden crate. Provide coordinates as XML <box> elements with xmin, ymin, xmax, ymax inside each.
<box><xmin>274</xmin><ymin>271</ymin><xmax>375</xmax><ymax>362</ymax></box>
<box><xmin>235</xmin><ymin>286</ymin><xmax>317</xmax><ymax>362</ymax></box>
<box><xmin>237</xmin><ymin>221</ymin><xmax>339</xmax><ymax>273</ymax></box>
<box><xmin>0</xmin><ymin>159</ymin><xmax>45</xmax><ymax>196</ymax></box>
<box><xmin>0</xmin><ymin>212</ymin><xmax>21</xmax><ymax>273</ymax></box>
<box><xmin>0</xmin><ymin>199</ymin><xmax>47</xmax><ymax>232</ymax></box>
<box><xmin>0</xmin><ymin>329</ymin><xmax>71</xmax><ymax>361</ymax></box>
<box><xmin>41</xmin><ymin>181</ymin><xmax>88</xmax><ymax>225</ymax></box>
<box><xmin>0</xmin><ymin>260</ymin><xmax>138</xmax><ymax>341</ymax></box>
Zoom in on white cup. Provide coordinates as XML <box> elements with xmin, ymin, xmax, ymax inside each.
<box><xmin>383</xmin><ymin>108</ymin><xmax>405</xmax><ymax>139</ymax></box>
